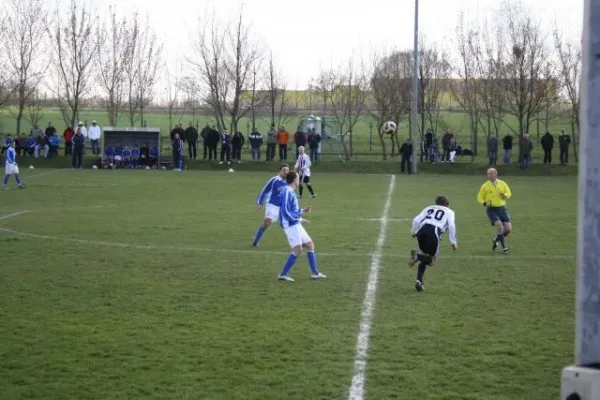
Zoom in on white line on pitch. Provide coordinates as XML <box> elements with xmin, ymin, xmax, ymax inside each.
<box><xmin>23</xmin><ymin>169</ymin><xmax>62</xmax><ymax>179</ymax></box>
<box><xmin>0</xmin><ymin>211</ymin><xmax>27</xmax><ymax>221</ymax></box>
<box><xmin>348</xmin><ymin>174</ymin><xmax>396</xmax><ymax>400</ymax></box>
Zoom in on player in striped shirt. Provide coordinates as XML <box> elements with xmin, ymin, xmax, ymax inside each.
<box><xmin>294</xmin><ymin>146</ymin><xmax>315</xmax><ymax>198</ymax></box>
<box><xmin>3</xmin><ymin>141</ymin><xmax>24</xmax><ymax>189</ymax></box>
<box><xmin>253</xmin><ymin>164</ymin><xmax>290</xmax><ymax>247</ymax></box>
<box><xmin>278</xmin><ymin>171</ymin><xmax>326</xmax><ymax>282</ymax></box>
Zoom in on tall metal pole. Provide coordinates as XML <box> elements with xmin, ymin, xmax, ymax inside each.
<box><xmin>561</xmin><ymin>0</ymin><xmax>600</xmax><ymax>396</ymax></box>
<box><xmin>410</xmin><ymin>0</ymin><xmax>419</xmax><ymax>174</ymax></box>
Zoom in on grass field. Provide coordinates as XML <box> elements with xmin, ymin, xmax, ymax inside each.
<box><xmin>0</xmin><ymin>169</ymin><xmax>576</xmax><ymax>399</ymax></box>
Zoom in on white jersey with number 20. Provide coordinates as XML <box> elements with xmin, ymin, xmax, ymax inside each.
<box><xmin>411</xmin><ymin>205</ymin><xmax>457</xmax><ymax>246</ymax></box>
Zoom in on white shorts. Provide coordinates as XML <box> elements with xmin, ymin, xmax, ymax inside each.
<box><xmin>5</xmin><ymin>164</ymin><xmax>18</xmax><ymax>175</ymax></box>
<box><xmin>284</xmin><ymin>224</ymin><xmax>312</xmax><ymax>248</ymax></box>
<box><xmin>265</xmin><ymin>204</ymin><xmax>279</xmax><ymax>222</ymax></box>
<box><xmin>114</xmin><ymin>155</ymin><xmax>122</xmax><ymax>161</ymax></box>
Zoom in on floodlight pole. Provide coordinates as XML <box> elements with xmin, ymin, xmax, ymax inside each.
<box><xmin>410</xmin><ymin>0</ymin><xmax>419</xmax><ymax>174</ymax></box>
<box><xmin>561</xmin><ymin>0</ymin><xmax>600</xmax><ymax>397</ymax></box>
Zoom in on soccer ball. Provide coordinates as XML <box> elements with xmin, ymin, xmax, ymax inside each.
<box><xmin>382</xmin><ymin>121</ymin><xmax>397</xmax><ymax>135</ymax></box>
<box><xmin>29</xmin><ymin>165</ymin><xmax>34</xmax><ymax>169</ymax></box>
<box><xmin>145</xmin><ymin>166</ymin><xmax>150</xmax><ymax>170</ymax></box>
<box><xmin>228</xmin><ymin>168</ymin><xmax>234</xmax><ymax>173</ymax></box>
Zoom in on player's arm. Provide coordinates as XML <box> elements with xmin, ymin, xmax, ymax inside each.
<box><xmin>256</xmin><ymin>178</ymin><xmax>274</xmax><ymax>206</ymax></box>
<box><xmin>411</xmin><ymin>208</ymin><xmax>427</xmax><ymax>235</ymax></box>
<box><xmin>281</xmin><ymin>192</ymin><xmax>302</xmax><ymax>221</ymax></box>
<box><xmin>448</xmin><ymin>211</ymin><xmax>458</xmax><ymax>249</ymax></box>
<box><xmin>477</xmin><ymin>183</ymin><xmax>488</xmax><ymax>206</ymax></box>
<box><xmin>501</xmin><ymin>181</ymin><xmax>512</xmax><ymax>200</ymax></box>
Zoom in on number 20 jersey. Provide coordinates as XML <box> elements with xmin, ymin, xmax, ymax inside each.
<box><xmin>411</xmin><ymin>205</ymin><xmax>457</xmax><ymax>245</ymax></box>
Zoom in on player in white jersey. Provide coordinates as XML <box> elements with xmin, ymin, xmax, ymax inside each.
<box><xmin>294</xmin><ymin>146</ymin><xmax>315</xmax><ymax>198</ymax></box>
<box><xmin>3</xmin><ymin>141</ymin><xmax>24</xmax><ymax>189</ymax></box>
<box><xmin>409</xmin><ymin>195</ymin><xmax>457</xmax><ymax>292</ymax></box>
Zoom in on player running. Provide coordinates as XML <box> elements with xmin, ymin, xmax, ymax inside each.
<box><xmin>278</xmin><ymin>171</ymin><xmax>326</xmax><ymax>282</ymax></box>
<box><xmin>294</xmin><ymin>146</ymin><xmax>315</xmax><ymax>198</ymax></box>
<box><xmin>477</xmin><ymin>168</ymin><xmax>512</xmax><ymax>254</ymax></box>
<box><xmin>3</xmin><ymin>141</ymin><xmax>25</xmax><ymax>190</ymax></box>
<box><xmin>409</xmin><ymin>195</ymin><xmax>457</xmax><ymax>292</ymax></box>
<box><xmin>252</xmin><ymin>164</ymin><xmax>290</xmax><ymax>247</ymax></box>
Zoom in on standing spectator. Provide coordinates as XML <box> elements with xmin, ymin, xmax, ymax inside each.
<box><xmin>399</xmin><ymin>138</ymin><xmax>413</xmax><ymax>174</ymax></box>
<box><xmin>207</xmin><ymin>125</ymin><xmax>220</xmax><ymax>161</ymax></box>
<box><xmin>139</xmin><ymin>144</ymin><xmax>149</xmax><ymax>167</ymax></box>
<box><xmin>1</xmin><ymin>134</ymin><xmax>12</xmax><ymax>155</ymax></box>
<box><xmin>541</xmin><ymin>130</ymin><xmax>554</xmax><ymax>164</ymax></box>
<box><xmin>72</xmin><ymin>128</ymin><xmax>85</xmax><ymax>169</ymax></box>
<box><xmin>200</xmin><ymin>122</ymin><xmax>211</xmax><ymax>160</ymax></box>
<box><xmin>559</xmin><ymin>130</ymin><xmax>572</xmax><ymax>165</ymax></box>
<box><xmin>449</xmin><ymin>134</ymin><xmax>457</xmax><ymax>163</ymax></box>
<box><xmin>88</xmin><ymin>120</ymin><xmax>101</xmax><ymax>156</ymax></box>
<box><xmin>184</xmin><ymin>122</ymin><xmax>199</xmax><ymax>160</ymax></box>
<box><xmin>172</xmin><ymin>133</ymin><xmax>183</xmax><ymax>171</ymax></box>
<box><xmin>487</xmin><ymin>135</ymin><xmax>498</xmax><ymax>165</ymax></box>
<box><xmin>307</xmin><ymin>129</ymin><xmax>321</xmax><ymax>162</ymax></box>
<box><xmin>519</xmin><ymin>134</ymin><xmax>533</xmax><ymax>169</ymax></box>
<box><xmin>170</xmin><ymin>123</ymin><xmax>184</xmax><ymax>141</ymax></box>
<box><xmin>219</xmin><ymin>130</ymin><xmax>232</xmax><ymax>164</ymax></box>
<box><xmin>266</xmin><ymin>124</ymin><xmax>277</xmax><ymax>162</ymax></box>
<box><xmin>48</xmin><ymin>133</ymin><xmax>60</xmax><ymax>158</ymax></box>
<box><xmin>34</xmin><ymin>132</ymin><xmax>49</xmax><ymax>158</ymax></box>
<box><xmin>63</xmin><ymin>127</ymin><xmax>74</xmax><ymax>156</ymax></box>
<box><xmin>502</xmin><ymin>133</ymin><xmax>513</xmax><ymax>164</ymax></box>
<box><xmin>30</xmin><ymin>123</ymin><xmax>43</xmax><ymax>140</ymax></box>
<box><xmin>232</xmin><ymin>131</ymin><xmax>245</xmax><ymax>163</ymax></box>
<box><xmin>77</xmin><ymin>121</ymin><xmax>87</xmax><ymax>139</ymax></box>
<box><xmin>424</xmin><ymin>129</ymin><xmax>434</xmax><ymax>162</ymax></box>
<box><xmin>45</xmin><ymin>122</ymin><xmax>56</xmax><ymax>137</ymax></box>
<box><xmin>293</xmin><ymin>128</ymin><xmax>307</xmax><ymax>159</ymax></box>
<box><xmin>277</xmin><ymin>126</ymin><xmax>289</xmax><ymax>161</ymax></box>
<box><xmin>248</xmin><ymin>127</ymin><xmax>263</xmax><ymax>161</ymax></box>
<box><xmin>441</xmin><ymin>130</ymin><xmax>452</xmax><ymax>162</ymax></box>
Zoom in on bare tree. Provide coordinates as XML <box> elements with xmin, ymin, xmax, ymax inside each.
<box><xmin>26</xmin><ymin>90</ymin><xmax>44</xmax><ymax>126</ymax></box>
<box><xmin>3</xmin><ymin>0</ymin><xmax>48</xmax><ymax>135</ymax></box>
<box><xmin>179</xmin><ymin>76</ymin><xmax>200</xmax><ymax>126</ymax></box>
<box><xmin>49</xmin><ymin>0</ymin><xmax>104</xmax><ymax>129</ymax></box>
<box><xmin>554</xmin><ymin>27</ymin><xmax>581</xmax><ymax>161</ymax></box>
<box><xmin>264</xmin><ymin>52</ymin><xmax>293</xmax><ymax>129</ymax></box>
<box><xmin>162</xmin><ymin>62</ymin><xmax>182</xmax><ymax>130</ymax></box>
<box><xmin>97</xmin><ymin>8</ymin><xmax>130</xmax><ymax>126</ymax></box>
<box><xmin>136</xmin><ymin>28</ymin><xmax>162</xmax><ymax>127</ymax></box>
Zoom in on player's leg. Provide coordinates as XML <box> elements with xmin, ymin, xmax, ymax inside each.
<box><xmin>13</xmin><ymin>164</ymin><xmax>23</xmax><ymax>188</ymax></box>
<box><xmin>302</xmin><ymin>227</ymin><xmax>325</xmax><ymax>279</ymax></box>
<box><xmin>413</xmin><ymin>229</ymin><xmax>438</xmax><ymax>291</ymax></box>
<box><xmin>298</xmin><ymin>175</ymin><xmax>304</xmax><ymax>198</ymax></box>
<box><xmin>279</xmin><ymin>226</ymin><xmax>303</xmax><ymax>281</ymax></box>
<box><xmin>304</xmin><ymin>175</ymin><xmax>315</xmax><ymax>197</ymax></box>
<box><xmin>253</xmin><ymin>205</ymin><xmax>278</xmax><ymax>247</ymax></box>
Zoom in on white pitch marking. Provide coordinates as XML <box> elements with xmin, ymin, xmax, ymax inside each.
<box><xmin>348</xmin><ymin>174</ymin><xmax>396</xmax><ymax>400</ymax></box>
<box><xmin>23</xmin><ymin>169</ymin><xmax>62</xmax><ymax>179</ymax></box>
<box><xmin>0</xmin><ymin>211</ymin><xmax>28</xmax><ymax>221</ymax></box>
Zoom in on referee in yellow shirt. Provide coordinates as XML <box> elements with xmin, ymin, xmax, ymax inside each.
<box><xmin>477</xmin><ymin>168</ymin><xmax>513</xmax><ymax>254</ymax></box>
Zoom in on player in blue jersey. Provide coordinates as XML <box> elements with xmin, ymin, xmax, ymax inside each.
<box><xmin>131</xmin><ymin>145</ymin><xmax>140</xmax><ymax>168</ymax></box>
<box><xmin>114</xmin><ymin>143</ymin><xmax>123</xmax><ymax>167</ymax></box>
<box><xmin>149</xmin><ymin>144</ymin><xmax>159</xmax><ymax>167</ymax></box>
<box><xmin>3</xmin><ymin>141</ymin><xmax>24</xmax><ymax>189</ymax></box>
<box><xmin>104</xmin><ymin>144</ymin><xmax>114</xmax><ymax>163</ymax></box>
<box><xmin>253</xmin><ymin>164</ymin><xmax>290</xmax><ymax>247</ymax></box>
<box><xmin>122</xmin><ymin>146</ymin><xmax>132</xmax><ymax>168</ymax></box>
<box><xmin>278</xmin><ymin>171</ymin><xmax>325</xmax><ymax>282</ymax></box>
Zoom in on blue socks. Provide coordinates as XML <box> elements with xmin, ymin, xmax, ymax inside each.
<box><xmin>280</xmin><ymin>253</ymin><xmax>298</xmax><ymax>276</ymax></box>
<box><xmin>253</xmin><ymin>226</ymin><xmax>266</xmax><ymax>246</ymax></box>
<box><xmin>15</xmin><ymin>175</ymin><xmax>21</xmax><ymax>185</ymax></box>
<box><xmin>307</xmin><ymin>251</ymin><xmax>319</xmax><ymax>275</ymax></box>
<box><xmin>3</xmin><ymin>175</ymin><xmax>8</xmax><ymax>186</ymax></box>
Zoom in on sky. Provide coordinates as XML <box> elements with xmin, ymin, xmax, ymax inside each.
<box><xmin>87</xmin><ymin>0</ymin><xmax>583</xmax><ymax>90</ymax></box>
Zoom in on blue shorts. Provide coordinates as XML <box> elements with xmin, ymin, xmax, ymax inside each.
<box><xmin>487</xmin><ymin>206</ymin><xmax>510</xmax><ymax>225</ymax></box>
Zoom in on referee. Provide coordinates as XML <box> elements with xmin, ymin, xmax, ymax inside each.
<box><xmin>477</xmin><ymin>168</ymin><xmax>512</xmax><ymax>254</ymax></box>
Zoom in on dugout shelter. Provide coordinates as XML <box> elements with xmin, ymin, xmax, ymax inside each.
<box><xmin>102</xmin><ymin>127</ymin><xmax>163</xmax><ymax>162</ymax></box>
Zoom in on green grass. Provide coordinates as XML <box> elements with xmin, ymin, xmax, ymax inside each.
<box><xmin>0</xmin><ymin>169</ymin><xmax>575</xmax><ymax>399</ymax></box>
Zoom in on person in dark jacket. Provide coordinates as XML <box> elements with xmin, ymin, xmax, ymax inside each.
<box><xmin>519</xmin><ymin>134</ymin><xmax>533</xmax><ymax>169</ymax></box>
<box><xmin>541</xmin><ymin>130</ymin><xmax>554</xmax><ymax>164</ymax></box>
<box><xmin>293</xmin><ymin>129</ymin><xmax>307</xmax><ymax>159</ymax></box>
<box><xmin>559</xmin><ymin>130</ymin><xmax>572</xmax><ymax>165</ymax></box>
<box><xmin>45</xmin><ymin>122</ymin><xmax>56</xmax><ymax>137</ymax></box>
<box><xmin>424</xmin><ymin>130</ymin><xmax>434</xmax><ymax>162</ymax></box>
<box><xmin>487</xmin><ymin>135</ymin><xmax>498</xmax><ymax>165</ymax></box>
<box><xmin>172</xmin><ymin>133</ymin><xmax>184</xmax><ymax>170</ymax></box>
<box><xmin>200</xmin><ymin>122</ymin><xmax>211</xmax><ymax>160</ymax></box>
<box><xmin>307</xmin><ymin>129</ymin><xmax>321</xmax><ymax>162</ymax></box>
<box><xmin>232</xmin><ymin>131</ymin><xmax>245</xmax><ymax>163</ymax></box>
<box><xmin>399</xmin><ymin>138</ymin><xmax>413</xmax><ymax>174</ymax></box>
<box><xmin>72</xmin><ymin>129</ymin><xmax>85</xmax><ymax>169</ymax></box>
<box><xmin>248</xmin><ymin>128</ymin><xmax>263</xmax><ymax>161</ymax></box>
<box><xmin>502</xmin><ymin>133</ymin><xmax>513</xmax><ymax>164</ymax></box>
<box><xmin>266</xmin><ymin>125</ymin><xmax>277</xmax><ymax>161</ymax></box>
<box><xmin>170</xmin><ymin>124</ymin><xmax>184</xmax><ymax>141</ymax></box>
<box><xmin>207</xmin><ymin>125</ymin><xmax>220</xmax><ymax>161</ymax></box>
<box><xmin>441</xmin><ymin>130</ymin><xmax>452</xmax><ymax>162</ymax></box>
<box><xmin>184</xmin><ymin>122</ymin><xmax>199</xmax><ymax>160</ymax></box>
<box><xmin>220</xmin><ymin>130</ymin><xmax>232</xmax><ymax>164</ymax></box>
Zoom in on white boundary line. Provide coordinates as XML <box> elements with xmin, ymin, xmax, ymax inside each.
<box><xmin>348</xmin><ymin>174</ymin><xmax>396</xmax><ymax>400</ymax></box>
<box><xmin>22</xmin><ymin>169</ymin><xmax>62</xmax><ymax>179</ymax></box>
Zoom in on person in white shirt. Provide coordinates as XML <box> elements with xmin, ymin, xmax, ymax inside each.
<box><xmin>88</xmin><ymin>120</ymin><xmax>101</xmax><ymax>156</ymax></box>
<box><xmin>294</xmin><ymin>146</ymin><xmax>315</xmax><ymax>199</ymax></box>
<box><xmin>409</xmin><ymin>195</ymin><xmax>458</xmax><ymax>292</ymax></box>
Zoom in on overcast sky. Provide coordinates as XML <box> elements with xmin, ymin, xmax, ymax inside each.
<box><xmin>86</xmin><ymin>0</ymin><xmax>583</xmax><ymax>90</ymax></box>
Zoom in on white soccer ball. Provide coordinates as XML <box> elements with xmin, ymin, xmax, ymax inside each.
<box><xmin>29</xmin><ymin>165</ymin><xmax>34</xmax><ymax>169</ymax></box>
<box><xmin>145</xmin><ymin>166</ymin><xmax>150</xmax><ymax>170</ymax></box>
<box><xmin>382</xmin><ymin>121</ymin><xmax>397</xmax><ymax>135</ymax></box>
<box><xmin>228</xmin><ymin>168</ymin><xmax>234</xmax><ymax>173</ymax></box>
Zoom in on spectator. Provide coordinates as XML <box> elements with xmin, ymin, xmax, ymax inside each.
<box><xmin>424</xmin><ymin>129</ymin><xmax>434</xmax><ymax>162</ymax></box>
<box><xmin>487</xmin><ymin>135</ymin><xmax>498</xmax><ymax>165</ymax></box>
<box><xmin>502</xmin><ymin>133</ymin><xmax>513</xmax><ymax>164</ymax></box>
<box><xmin>16</xmin><ymin>134</ymin><xmax>27</xmax><ymax>156</ymax></box>
<box><xmin>441</xmin><ymin>130</ymin><xmax>452</xmax><ymax>162</ymax></box>
<box><xmin>122</xmin><ymin>146</ymin><xmax>132</xmax><ymax>168</ymax></box>
<box><xmin>131</xmin><ymin>145</ymin><xmax>140</xmax><ymax>168</ymax></box>
<box><xmin>248</xmin><ymin>127</ymin><xmax>263</xmax><ymax>161</ymax></box>
<box><xmin>541</xmin><ymin>130</ymin><xmax>554</xmax><ymax>164</ymax></box>
<box><xmin>184</xmin><ymin>122</ymin><xmax>199</xmax><ymax>160</ymax></box>
<box><xmin>88</xmin><ymin>120</ymin><xmax>101</xmax><ymax>156</ymax></box>
<box><xmin>207</xmin><ymin>125</ymin><xmax>220</xmax><ymax>161</ymax></box>
<box><xmin>48</xmin><ymin>133</ymin><xmax>60</xmax><ymax>158</ymax></box>
<box><xmin>200</xmin><ymin>122</ymin><xmax>211</xmax><ymax>160</ymax></box>
<box><xmin>34</xmin><ymin>132</ymin><xmax>49</xmax><ymax>158</ymax></box>
<box><xmin>307</xmin><ymin>129</ymin><xmax>321</xmax><ymax>162</ymax></box>
<box><xmin>72</xmin><ymin>129</ymin><xmax>85</xmax><ymax>169</ymax></box>
<box><xmin>277</xmin><ymin>126</ymin><xmax>289</xmax><ymax>161</ymax></box>
<box><xmin>519</xmin><ymin>134</ymin><xmax>533</xmax><ymax>169</ymax></box>
<box><xmin>294</xmin><ymin>128</ymin><xmax>307</xmax><ymax>159</ymax></box>
<box><xmin>77</xmin><ymin>121</ymin><xmax>87</xmax><ymax>140</ymax></box>
<box><xmin>170</xmin><ymin>123</ymin><xmax>184</xmax><ymax>141</ymax></box>
<box><xmin>266</xmin><ymin>124</ymin><xmax>277</xmax><ymax>162</ymax></box>
<box><xmin>103</xmin><ymin>143</ymin><xmax>114</xmax><ymax>164</ymax></box>
<box><xmin>114</xmin><ymin>143</ymin><xmax>123</xmax><ymax>167</ymax></box>
<box><xmin>45</xmin><ymin>122</ymin><xmax>56</xmax><ymax>137</ymax></box>
<box><xmin>139</xmin><ymin>144</ymin><xmax>149</xmax><ymax>167</ymax></box>
<box><xmin>63</xmin><ymin>127</ymin><xmax>75</xmax><ymax>156</ymax></box>
<box><xmin>220</xmin><ymin>130</ymin><xmax>232</xmax><ymax>164</ymax></box>
<box><xmin>1</xmin><ymin>134</ymin><xmax>12</xmax><ymax>155</ymax></box>
<box><xmin>400</xmin><ymin>138</ymin><xmax>413</xmax><ymax>174</ymax></box>
<box><xmin>559</xmin><ymin>130</ymin><xmax>572</xmax><ymax>165</ymax></box>
<box><xmin>149</xmin><ymin>144</ymin><xmax>159</xmax><ymax>167</ymax></box>
<box><xmin>26</xmin><ymin>134</ymin><xmax>36</xmax><ymax>156</ymax></box>
<box><xmin>232</xmin><ymin>131</ymin><xmax>245</xmax><ymax>163</ymax></box>
<box><xmin>30</xmin><ymin>123</ymin><xmax>43</xmax><ymax>139</ymax></box>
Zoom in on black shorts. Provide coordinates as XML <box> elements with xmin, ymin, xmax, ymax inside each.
<box><xmin>300</xmin><ymin>175</ymin><xmax>310</xmax><ymax>184</ymax></box>
<box><xmin>416</xmin><ymin>223</ymin><xmax>441</xmax><ymax>257</ymax></box>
